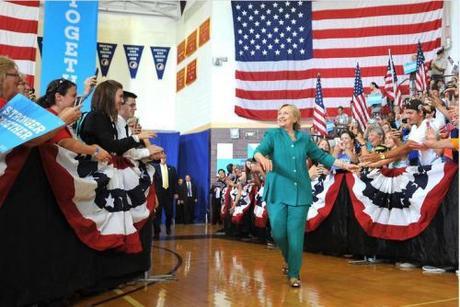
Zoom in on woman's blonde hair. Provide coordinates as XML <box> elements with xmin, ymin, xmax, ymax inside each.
<box><xmin>0</xmin><ymin>56</ymin><xmax>18</xmax><ymax>98</ymax></box>
<box><xmin>279</xmin><ymin>104</ymin><xmax>301</xmax><ymax>130</ymax></box>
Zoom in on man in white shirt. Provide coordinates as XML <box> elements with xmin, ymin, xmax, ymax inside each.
<box><xmin>406</xmin><ymin>99</ymin><xmax>445</xmax><ymax>165</ymax></box>
<box><xmin>117</xmin><ymin>91</ymin><xmax>162</xmax><ymax>160</ymax></box>
<box><xmin>430</xmin><ymin>48</ymin><xmax>448</xmax><ymax>84</ymax></box>
<box><xmin>360</xmin><ymin>98</ymin><xmax>446</xmax><ymax>166</ymax></box>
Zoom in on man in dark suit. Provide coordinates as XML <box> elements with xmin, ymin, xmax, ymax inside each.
<box><xmin>175</xmin><ymin>178</ymin><xmax>187</xmax><ymax>224</ymax></box>
<box><xmin>153</xmin><ymin>152</ymin><xmax>177</xmax><ymax>239</ymax></box>
<box><xmin>184</xmin><ymin>174</ymin><xmax>198</xmax><ymax>224</ymax></box>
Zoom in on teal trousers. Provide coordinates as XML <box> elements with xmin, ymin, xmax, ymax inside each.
<box><xmin>267</xmin><ymin>202</ymin><xmax>309</xmax><ymax>278</ymax></box>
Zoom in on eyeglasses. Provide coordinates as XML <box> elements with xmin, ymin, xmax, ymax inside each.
<box><xmin>6</xmin><ymin>73</ymin><xmax>20</xmax><ymax>78</ymax></box>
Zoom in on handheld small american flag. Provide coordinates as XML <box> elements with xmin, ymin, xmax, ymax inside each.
<box><xmin>384</xmin><ymin>56</ymin><xmax>397</xmax><ymax>100</ymax></box>
<box><xmin>416</xmin><ymin>41</ymin><xmax>428</xmax><ymax>92</ymax></box>
<box><xmin>351</xmin><ymin>63</ymin><xmax>370</xmax><ymax>131</ymax></box>
<box><xmin>313</xmin><ymin>74</ymin><xmax>327</xmax><ymax>136</ymax></box>
<box><xmin>384</xmin><ymin>54</ymin><xmax>403</xmax><ymax>108</ymax></box>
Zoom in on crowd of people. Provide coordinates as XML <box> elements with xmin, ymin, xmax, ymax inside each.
<box><xmin>1</xmin><ymin>44</ymin><xmax>459</xmax><ymax>291</ymax></box>
<box><xmin>209</xmin><ymin>51</ymin><xmax>459</xmax><ymax>287</ymax></box>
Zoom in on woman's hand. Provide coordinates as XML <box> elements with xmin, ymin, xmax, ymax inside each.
<box><xmin>83</xmin><ymin>76</ymin><xmax>97</xmax><ymax>96</ymax></box>
<box><xmin>58</xmin><ymin>105</ymin><xmax>82</xmax><ymax>125</ymax></box>
<box><xmin>308</xmin><ymin>165</ymin><xmax>320</xmax><ymax>180</ymax></box>
<box><xmin>148</xmin><ymin>145</ymin><xmax>164</xmax><ymax>160</ymax></box>
<box><xmin>92</xmin><ymin>145</ymin><xmax>111</xmax><ymax>163</ymax></box>
<box><xmin>343</xmin><ymin>162</ymin><xmax>361</xmax><ymax>173</ymax></box>
<box><xmin>136</xmin><ymin>130</ymin><xmax>156</xmax><ymax>140</ymax></box>
<box><xmin>258</xmin><ymin>155</ymin><xmax>273</xmax><ymax>172</ymax></box>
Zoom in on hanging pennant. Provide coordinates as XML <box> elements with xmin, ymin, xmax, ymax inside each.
<box><xmin>199</xmin><ymin>18</ymin><xmax>211</xmax><ymax>47</ymax></box>
<box><xmin>97</xmin><ymin>43</ymin><xmax>117</xmax><ymax>77</ymax></box>
<box><xmin>150</xmin><ymin>47</ymin><xmax>170</xmax><ymax>80</ymax></box>
<box><xmin>123</xmin><ymin>45</ymin><xmax>144</xmax><ymax>79</ymax></box>
<box><xmin>177</xmin><ymin>40</ymin><xmax>186</xmax><ymax>64</ymax></box>
<box><xmin>186</xmin><ymin>59</ymin><xmax>197</xmax><ymax>85</ymax></box>
<box><xmin>185</xmin><ymin>30</ymin><xmax>197</xmax><ymax>57</ymax></box>
<box><xmin>176</xmin><ymin>68</ymin><xmax>186</xmax><ymax>92</ymax></box>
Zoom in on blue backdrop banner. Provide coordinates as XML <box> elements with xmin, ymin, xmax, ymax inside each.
<box><xmin>97</xmin><ymin>43</ymin><xmax>117</xmax><ymax>77</ymax></box>
<box><xmin>178</xmin><ymin>130</ymin><xmax>210</xmax><ymax>223</ymax></box>
<box><xmin>123</xmin><ymin>45</ymin><xmax>144</xmax><ymax>79</ymax></box>
<box><xmin>41</xmin><ymin>0</ymin><xmax>98</xmax><ymax>113</ymax></box>
<box><xmin>0</xmin><ymin>94</ymin><xmax>64</xmax><ymax>153</ymax></box>
<box><xmin>151</xmin><ymin>47</ymin><xmax>170</xmax><ymax>80</ymax></box>
<box><xmin>149</xmin><ymin>131</ymin><xmax>180</xmax><ymax>169</ymax></box>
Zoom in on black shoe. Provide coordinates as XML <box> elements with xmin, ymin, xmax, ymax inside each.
<box><xmin>166</xmin><ymin>228</ymin><xmax>171</xmax><ymax>235</ymax></box>
<box><xmin>153</xmin><ymin>234</ymin><xmax>160</xmax><ymax>240</ymax></box>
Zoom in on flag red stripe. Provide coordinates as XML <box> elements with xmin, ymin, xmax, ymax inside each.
<box><xmin>312</xmin><ymin>1</ymin><xmax>442</xmax><ymax>20</ymax></box>
<box><xmin>0</xmin><ymin>16</ymin><xmax>38</xmax><ymax>33</ymax></box>
<box><xmin>236</xmin><ymin>85</ymin><xmax>410</xmax><ymax>100</ymax></box>
<box><xmin>6</xmin><ymin>1</ymin><xmax>39</xmax><ymax>7</ymax></box>
<box><xmin>237</xmin><ymin>66</ymin><xmax>414</xmax><ymax>81</ymax></box>
<box><xmin>313</xmin><ymin>19</ymin><xmax>441</xmax><ymax>39</ymax></box>
<box><xmin>0</xmin><ymin>44</ymin><xmax>36</xmax><ymax>61</ymax></box>
<box><xmin>313</xmin><ymin>38</ymin><xmax>441</xmax><ymax>58</ymax></box>
<box><xmin>235</xmin><ymin>105</ymin><xmax>346</xmax><ymax>119</ymax></box>
<box><xmin>236</xmin><ymin>88</ymin><xmax>354</xmax><ymax>100</ymax></box>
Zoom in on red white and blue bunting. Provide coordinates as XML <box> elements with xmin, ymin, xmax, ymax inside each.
<box><xmin>346</xmin><ymin>161</ymin><xmax>458</xmax><ymax>240</ymax></box>
<box><xmin>254</xmin><ymin>185</ymin><xmax>268</xmax><ymax>228</ymax></box>
<box><xmin>306</xmin><ymin>173</ymin><xmax>344</xmax><ymax>232</ymax></box>
<box><xmin>39</xmin><ymin>144</ymin><xmax>156</xmax><ymax>253</ymax></box>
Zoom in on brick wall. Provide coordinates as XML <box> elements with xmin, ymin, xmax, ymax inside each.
<box><xmin>209</xmin><ymin>127</ymin><xmax>268</xmax><ymax>184</ymax></box>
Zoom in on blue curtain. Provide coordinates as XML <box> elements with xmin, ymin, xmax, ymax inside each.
<box><xmin>150</xmin><ymin>132</ymin><xmax>180</xmax><ymax>168</ymax></box>
<box><xmin>178</xmin><ymin>130</ymin><xmax>210</xmax><ymax>223</ymax></box>
<box><xmin>150</xmin><ymin>132</ymin><xmax>180</xmax><ymax>223</ymax></box>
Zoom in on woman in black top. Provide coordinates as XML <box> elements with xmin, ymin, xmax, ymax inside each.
<box><xmin>80</xmin><ymin>80</ymin><xmax>153</xmax><ymax>155</ymax></box>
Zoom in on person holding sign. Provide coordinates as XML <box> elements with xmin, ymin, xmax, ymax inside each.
<box><xmin>0</xmin><ymin>56</ymin><xmax>82</xmax><ymax>146</ymax></box>
<box><xmin>79</xmin><ymin>80</ymin><xmax>155</xmax><ymax>155</ymax></box>
<box><xmin>37</xmin><ymin>79</ymin><xmax>111</xmax><ymax>162</ymax></box>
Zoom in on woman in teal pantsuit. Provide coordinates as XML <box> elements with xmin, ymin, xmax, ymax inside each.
<box><xmin>254</xmin><ymin>104</ymin><xmax>358</xmax><ymax>288</ymax></box>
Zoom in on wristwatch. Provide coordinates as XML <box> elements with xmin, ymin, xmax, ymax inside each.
<box><xmin>92</xmin><ymin>146</ymin><xmax>100</xmax><ymax>157</ymax></box>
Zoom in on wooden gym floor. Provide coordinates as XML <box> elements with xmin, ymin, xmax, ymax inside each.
<box><xmin>75</xmin><ymin>224</ymin><xmax>458</xmax><ymax>307</ymax></box>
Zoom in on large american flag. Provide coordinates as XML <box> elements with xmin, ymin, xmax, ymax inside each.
<box><xmin>0</xmin><ymin>1</ymin><xmax>39</xmax><ymax>87</ymax></box>
<box><xmin>232</xmin><ymin>1</ymin><xmax>443</xmax><ymax>121</ymax></box>
<box><xmin>313</xmin><ymin>74</ymin><xmax>327</xmax><ymax>136</ymax></box>
<box><xmin>351</xmin><ymin>63</ymin><xmax>370</xmax><ymax>132</ymax></box>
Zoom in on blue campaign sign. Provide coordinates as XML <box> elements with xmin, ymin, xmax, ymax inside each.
<box><xmin>0</xmin><ymin>95</ymin><xmax>65</xmax><ymax>153</ymax></box>
<box><xmin>150</xmin><ymin>47</ymin><xmax>170</xmax><ymax>80</ymax></box>
<box><xmin>41</xmin><ymin>0</ymin><xmax>98</xmax><ymax>112</ymax></box>
<box><xmin>123</xmin><ymin>45</ymin><xmax>144</xmax><ymax>79</ymax></box>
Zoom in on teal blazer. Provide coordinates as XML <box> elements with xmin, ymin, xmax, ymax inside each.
<box><xmin>254</xmin><ymin>128</ymin><xmax>335</xmax><ymax>206</ymax></box>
